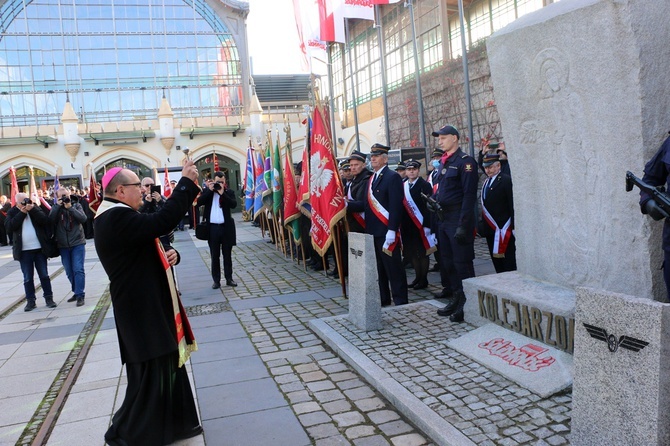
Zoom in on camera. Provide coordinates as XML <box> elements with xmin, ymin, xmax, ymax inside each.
<box><xmin>71</xmin><ymin>195</ymin><xmax>79</xmax><ymax>203</ymax></box>
<box><xmin>21</xmin><ymin>198</ymin><xmax>32</xmax><ymax>206</ymax></box>
<box><xmin>61</xmin><ymin>197</ymin><xmax>71</xmax><ymax>204</ymax></box>
<box><xmin>150</xmin><ymin>185</ymin><xmax>161</xmax><ymax>195</ymax></box>
<box><xmin>213</xmin><ymin>183</ymin><xmax>222</xmax><ymax>191</ymax></box>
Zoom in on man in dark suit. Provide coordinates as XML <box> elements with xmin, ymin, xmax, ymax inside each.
<box><xmin>197</xmin><ymin>171</ymin><xmax>238</xmax><ymax>289</ymax></box>
<box><xmin>401</xmin><ymin>160</ymin><xmax>435</xmax><ymax>289</ymax></box>
<box><xmin>345</xmin><ymin>150</ymin><xmax>372</xmax><ymax>234</ymax></box>
<box><xmin>94</xmin><ymin>162</ymin><xmax>202</xmax><ymax>445</ymax></box>
<box><xmin>478</xmin><ymin>153</ymin><xmax>516</xmax><ymax>273</ymax></box>
<box><xmin>348</xmin><ymin>143</ymin><xmax>408</xmax><ymax>306</ymax></box>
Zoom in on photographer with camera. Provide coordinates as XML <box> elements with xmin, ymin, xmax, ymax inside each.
<box><xmin>49</xmin><ymin>188</ymin><xmax>88</xmax><ymax>306</ymax></box>
<box><xmin>140</xmin><ymin>177</ymin><xmax>166</xmax><ymax>214</ymax></box>
<box><xmin>197</xmin><ymin>171</ymin><xmax>237</xmax><ymax>289</ymax></box>
<box><xmin>5</xmin><ymin>193</ymin><xmax>56</xmax><ymax>311</ymax></box>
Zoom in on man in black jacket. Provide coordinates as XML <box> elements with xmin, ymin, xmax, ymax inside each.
<box><xmin>5</xmin><ymin>192</ymin><xmax>56</xmax><ymax>311</ymax></box>
<box><xmin>94</xmin><ymin>162</ymin><xmax>201</xmax><ymax>445</ymax></box>
<box><xmin>197</xmin><ymin>171</ymin><xmax>238</xmax><ymax>289</ymax></box>
<box><xmin>49</xmin><ymin>188</ymin><xmax>88</xmax><ymax>306</ymax></box>
<box><xmin>478</xmin><ymin>153</ymin><xmax>516</xmax><ymax>273</ymax></box>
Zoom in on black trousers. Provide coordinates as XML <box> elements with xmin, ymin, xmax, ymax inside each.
<box><xmin>105</xmin><ymin>352</ymin><xmax>200</xmax><ymax>446</ymax></box>
<box><xmin>436</xmin><ymin>211</ymin><xmax>475</xmax><ymax>294</ymax></box>
<box><xmin>373</xmin><ymin>236</ymin><xmax>408</xmax><ymax>305</ymax></box>
<box><xmin>208</xmin><ymin>223</ymin><xmax>233</xmax><ymax>284</ymax></box>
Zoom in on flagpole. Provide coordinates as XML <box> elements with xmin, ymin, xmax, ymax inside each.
<box><xmin>344</xmin><ymin>18</ymin><xmax>361</xmax><ymax>151</ymax></box>
<box><xmin>458</xmin><ymin>0</ymin><xmax>475</xmax><ymax>158</ymax></box>
<box><xmin>407</xmin><ymin>0</ymin><xmax>427</xmax><ymax>149</ymax></box>
<box><xmin>327</xmin><ymin>43</ymin><xmax>339</xmax><ymax>157</ymax></box>
<box><xmin>375</xmin><ymin>6</ymin><xmax>391</xmax><ymax>147</ymax></box>
<box><xmin>332</xmin><ymin>222</ymin><xmax>347</xmax><ymax>299</ymax></box>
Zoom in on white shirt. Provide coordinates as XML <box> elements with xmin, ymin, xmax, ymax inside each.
<box><xmin>209</xmin><ymin>192</ymin><xmax>225</xmax><ymax>224</ymax></box>
<box><xmin>21</xmin><ymin>213</ymin><xmax>41</xmax><ymax>251</ymax></box>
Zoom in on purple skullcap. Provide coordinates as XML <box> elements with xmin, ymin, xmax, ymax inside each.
<box><xmin>101</xmin><ymin>167</ymin><xmax>123</xmax><ymax>190</ymax></box>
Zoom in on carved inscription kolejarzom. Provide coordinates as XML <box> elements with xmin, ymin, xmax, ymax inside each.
<box><xmin>477</xmin><ymin>290</ymin><xmax>575</xmax><ymax>354</ymax></box>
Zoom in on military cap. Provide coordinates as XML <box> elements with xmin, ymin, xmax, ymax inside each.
<box><xmin>348</xmin><ymin>150</ymin><xmax>367</xmax><ymax>163</ymax></box>
<box><xmin>431</xmin><ymin>148</ymin><xmax>445</xmax><ymax>159</ymax></box>
<box><xmin>338</xmin><ymin>159</ymin><xmax>351</xmax><ymax>170</ymax></box>
<box><xmin>487</xmin><ymin>141</ymin><xmax>500</xmax><ymax>150</ymax></box>
<box><xmin>482</xmin><ymin>153</ymin><xmax>500</xmax><ymax>167</ymax></box>
<box><xmin>431</xmin><ymin>125</ymin><xmax>460</xmax><ymax>139</ymax></box>
<box><xmin>405</xmin><ymin>159</ymin><xmax>421</xmax><ymax>169</ymax></box>
<box><xmin>395</xmin><ymin>161</ymin><xmax>406</xmax><ymax>171</ymax></box>
<box><xmin>369</xmin><ymin>143</ymin><xmax>391</xmax><ymax>155</ymax></box>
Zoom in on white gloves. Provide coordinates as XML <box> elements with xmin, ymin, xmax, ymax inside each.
<box><xmin>385</xmin><ymin>229</ymin><xmax>396</xmax><ymax>246</ymax></box>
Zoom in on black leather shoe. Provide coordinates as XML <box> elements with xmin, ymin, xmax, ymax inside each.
<box><xmin>24</xmin><ymin>301</ymin><xmax>36</xmax><ymax>312</ymax></box>
<box><xmin>381</xmin><ymin>300</ymin><xmax>392</xmax><ymax>307</ymax></box>
<box><xmin>67</xmin><ymin>296</ymin><xmax>77</xmax><ymax>303</ymax></box>
<box><xmin>437</xmin><ymin>298</ymin><xmax>459</xmax><ymax>317</ymax></box>
<box><xmin>429</xmin><ymin>264</ymin><xmax>440</xmax><ymax>272</ymax></box>
<box><xmin>413</xmin><ymin>281</ymin><xmax>428</xmax><ymax>290</ymax></box>
<box><xmin>450</xmin><ymin>310</ymin><xmax>465</xmax><ymax>323</ymax></box>
<box><xmin>407</xmin><ymin>280</ymin><xmax>418</xmax><ymax>288</ymax></box>
<box><xmin>212</xmin><ymin>283</ymin><xmax>221</xmax><ymax>289</ymax></box>
<box><xmin>434</xmin><ymin>289</ymin><xmax>454</xmax><ymax>300</ymax></box>
<box><xmin>76</xmin><ymin>298</ymin><xmax>85</xmax><ymax>307</ymax></box>
<box><xmin>226</xmin><ymin>280</ymin><xmax>237</xmax><ymax>287</ymax></box>
<box><xmin>45</xmin><ymin>299</ymin><xmax>58</xmax><ymax>309</ymax></box>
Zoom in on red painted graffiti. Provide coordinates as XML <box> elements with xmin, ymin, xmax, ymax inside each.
<box><xmin>478</xmin><ymin>338</ymin><xmax>556</xmax><ymax>372</ymax></box>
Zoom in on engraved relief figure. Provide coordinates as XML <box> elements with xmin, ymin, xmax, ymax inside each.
<box><xmin>531</xmin><ymin>48</ymin><xmax>597</xmax><ymax>284</ymax></box>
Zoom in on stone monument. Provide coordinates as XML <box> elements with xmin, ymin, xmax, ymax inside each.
<box><xmin>347</xmin><ymin>232</ymin><xmax>382</xmax><ymax>331</ymax></box>
<box><xmin>473</xmin><ymin>0</ymin><xmax>670</xmax><ymax>443</ymax></box>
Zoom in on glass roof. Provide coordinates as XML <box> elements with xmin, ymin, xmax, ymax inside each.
<box><xmin>0</xmin><ymin>0</ymin><xmax>245</xmax><ymax>126</ymax></box>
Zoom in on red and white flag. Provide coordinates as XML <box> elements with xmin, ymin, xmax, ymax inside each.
<box><xmin>317</xmin><ymin>0</ymin><xmax>345</xmax><ymax>43</ymax></box>
<box><xmin>309</xmin><ymin>105</ymin><xmax>345</xmax><ymax>255</ymax></box>
<box><xmin>9</xmin><ymin>166</ymin><xmax>18</xmax><ymax>206</ymax></box>
<box><xmin>293</xmin><ymin>0</ymin><xmax>328</xmax><ymax>69</ymax></box>
<box><xmin>342</xmin><ymin>0</ymin><xmax>374</xmax><ymax>21</ymax></box>
<box><xmin>163</xmin><ymin>166</ymin><xmax>172</xmax><ymax>198</ymax></box>
<box><xmin>370</xmin><ymin>0</ymin><xmax>401</xmax><ymax>4</ymax></box>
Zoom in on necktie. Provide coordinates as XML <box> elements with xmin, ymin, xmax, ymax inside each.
<box><xmin>483</xmin><ymin>178</ymin><xmax>490</xmax><ymax>199</ymax></box>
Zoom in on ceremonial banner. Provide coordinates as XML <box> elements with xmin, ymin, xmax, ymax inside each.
<box><xmin>253</xmin><ymin>147</ymin><xmax>266</xmax><ymax>219</ymax></box>
<box><xmin>370</xmin><ymin>0</ymin><xmax>401</xmax><ymax>4</ymax></box>
<box><xmin>9</xmin><ymin>166</ymin><xmax>18</xmax><ymax>206</ymax></box>
<box><xmin>272</xmin><ymin>133</ymin><xmax>284</xmax><ymax>216</ymax></box>
<box><xmin>292</xmin><ymin>0</ymin><xmax>328</xmax><ymax>69</ymax></box>
<box><xmin>213</xmin><ymin>152</ymin><xmax>220</xmax><ymax>172</ymax></box>
<box><xmin>244</xmin><ymin>146</ymin><xmax>255</xmax><ymax>213</ymax></box>
<box><xmin>88</xmin><ymin>166</ymin><xmax>101</xmax><ymax>214</ymax></box>
<box><xmin>283</xmin><ymin>136</ymin><xmax>302</xmax><ymax>245</ymax></box>
<box><xmin>342</xmin><ymin>0</ymin><xmax>374</xmax><ymax>21</ymax></box>
<box><xmin>53</xmin><ymin>174</ymin><xmax>60</xmax><ymax>194</ymax></box>
<box><xmin>309</xmin><ymin>105</ymin><xmax>345</xmax><ymax>255</ymax></box>
<box><xmin>262</xmin><ymin>137</ymin><xmax>273</xmax><ymax>208</ymax></box>
<box><xmin>163</xmin><ymin>166</ymin><xmax>172</xmax><ymax>198</ymax></box>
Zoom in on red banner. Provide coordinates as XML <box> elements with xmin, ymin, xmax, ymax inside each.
<box><xmin>317</xmin><ymin>0</ymin><xmax>345</xmax><ymax>43</ymax></box>
<box><xmin>164</xmin><ymin>166</ymin><xmax>172</xmax><ymax>198</ymax></box>
<box><xmin>88</xmin><ymin>166</ymin><xmax>101</xmax><ymax>213</ymax></box>
<box><xmin>9</xmin><ymin>166</ymin><xmax>18</xmax><ymax>206</ymax></box>
<box><xmin>309</xmin><ymin>106</ymin><xmax>345</xmax><ymax>255</ymax></box>
<box><xmin>283</xmin><ymin>144</ymin><xmax>301</xmax><ymax>225</ymax></box>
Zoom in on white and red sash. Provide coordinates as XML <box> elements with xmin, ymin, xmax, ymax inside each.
<box><xmin>481</xmin><ymin>195</ymin><xmax>513</xmax><ymax>258</ymax></box>
<box><xmin>347</xmin><ymin>184</ymin><xmax>365</xmax><ymax>229</ymax></box>
<box><xmin>368</xmin><ymin>174</ymin><xmax>400</xmax><ymax>253</ymax></box>
<box><xmin>403</xmin><ymin>181</ymin><xmax>437</xmax><ymax>255</ymax></box>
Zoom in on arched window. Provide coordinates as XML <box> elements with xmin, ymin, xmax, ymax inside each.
<box><xmin>0</xmin><ymin>0</ymin><xmax>244</xmax><ymax>127</ymax></box>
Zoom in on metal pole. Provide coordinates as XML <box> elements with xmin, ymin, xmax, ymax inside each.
<box><xmin>345</xmin><ymin>18</ymin><xmax>361</xmax><ymax>151</ymax></box>
<box><xmin>408</xmin><ymin>0</ymin><xmax>427</xmax><ymax>149</ymax></box>
<box><xmin>375</xmin><ymin>6</ymin><xmax>391</xmax><ymax>147</ymax></box>
<box><xmin>327</xmin><ymin>43</ymin><xmax>338</xmax><ymax>157</ymax></box>
<box><xmin>458</xmin><ymin>0</ymin><xmax>475</xmax><ymax>158</ymax></box>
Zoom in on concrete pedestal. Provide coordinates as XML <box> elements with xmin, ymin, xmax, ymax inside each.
<box><xmin>572</xmin><ymin>287</ymin><xmax>670</xmax><ymax>445</ymax></box>
<box><xmin>347</xmin><ymin>232</ymin><xmax>382</xmax><ymax>331</ymax></box>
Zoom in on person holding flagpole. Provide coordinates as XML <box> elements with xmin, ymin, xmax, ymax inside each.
<box><xmin>94</xmin><ymin>160</ymin><xmax>202</xmax><ymax>445</ymax></box>
<box><xmin>347</xmin><ymin>143</ymin><xmax>408</xmax><ymax>306</ymax></box>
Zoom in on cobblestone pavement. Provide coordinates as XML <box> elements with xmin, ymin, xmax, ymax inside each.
<box><xmin>194</xmin><ymin>223</ymin><xmax>572</xmax><ymax>445</ymax></box>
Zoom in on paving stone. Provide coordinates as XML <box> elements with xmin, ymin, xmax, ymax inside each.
<box><xmin>352</xmin><ymin>434</ymin><xmax>391</xmax><ymax>446</ymax></box>
<box><xmin>299</xmin><ymin>410</ymin><xmax>333</xmax><ymax>427</ymax></box>
<box><xmin>322</xmin><ymin>399</ymin><xmax>354</xmax><ymax>415</ymax></box>
<box><xmin>344</xmin><ymin>386</ymin><xmax>376</xmax><ymax>400</ymax></box>
<box><xmin>389</xmin><ymin>433</ymin><xmax>428</xmax><ymax>446</ymax></box>
<box><xmin>353</xmin><ymin>397</ymin><xmax>386</xmax><ymax>412</ymax></box>
<box><xmin>294</xmin><ymin>401</ymin><xmax>322</xmax><ymax>415</ymax></box>
<box><xmin>345</xmin><ymin>425</ymin><xmax>377</xmax><ymax>439</ymax></box>
<box><xmin>315</xmin><ymin>434</ymin><xmax>352</xmax><ymax>446</ymax></box>
<box><xmin>302</xmin><ymin>370</ymin><xmax>329</xmax><ymax>382</ymax></box>
<box><xmin>307</xmin><ymin>423</ymin><xmax>342</xmax><ymax>440</ymax></box>
<box><xmin>378</xmin><ymin>420</ymin><xmax>413</xmax><ymax>436</ymax></box>
<box><xmin>367</xmin><ymin>410</ymin><xmax>401</xmax><ymax>425</ymax></box>
<box><xmin>314</xmin><ymin>389</ymin><xmax>346</xmax><ymax>403</ymax></box>
<box><xmin>287</xmin><ymin>390</ymin><xmax>312</xmax><ymax>404</ymax></box>
<box><xmin>333</xmin><ymin>411</ymin><xmax>366</xmax><ymax>427</ymax></box>
<box><xmin>337</xmin><ymin>378</ymin><xmax>366</xmax><ymax>391</ymax></box>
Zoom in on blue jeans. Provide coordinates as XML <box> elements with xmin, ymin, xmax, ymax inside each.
<box><xmin>60</xmin><ymin>244</ymin><xmax>86</xmax><ymax>298</ymax></box>
<box><xmin>20</xmin><ymin>249</ymin><xmax>53</xmax><ymax>302</ymax></box>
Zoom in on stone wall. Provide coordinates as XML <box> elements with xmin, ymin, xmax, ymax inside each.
<box><xmin>386</xmin><ymin>42</ymin><xmax>503</xmax><ymax>152</ymax></box>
